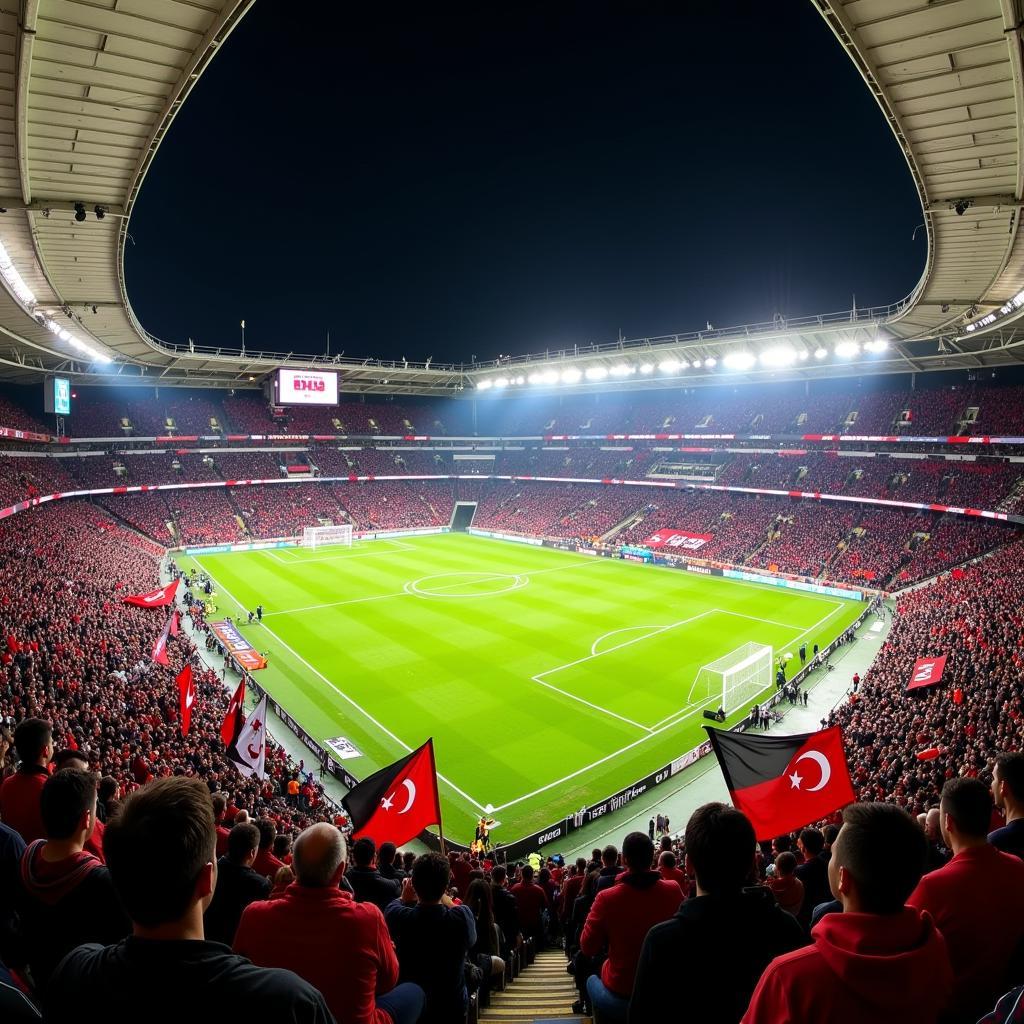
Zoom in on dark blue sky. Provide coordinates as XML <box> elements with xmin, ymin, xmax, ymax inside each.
<box><xmin>124</xmin><ymin>1</ymin><xmax>924</xmax><ymax>363</ymax></box>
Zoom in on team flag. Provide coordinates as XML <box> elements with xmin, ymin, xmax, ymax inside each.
<box><xmin>169</xmin><ymin>611</ymin><xmax>180</xmax><ymax>637</ymax></box>
<box><xmin>220</xmin><ymin>677</ymin><xmax>246</xmax><ymax>748</ymax></box>
<box><xmin>230</xmin><ymin>694</ymin><xmax>267</xmax><ymax>779</ymax></box>
<box><xmin>123</xmin><ymin>580</ymin><xmax>180</xmax><ymax>607</ymax></box>
<box><xmin>907</xmin><ymin>655</ymin><xmax>947</xmax><ymax>692</ymax></box>
<box><xmin>705</xmin><ymin>725</ymin><xmax>856</xmax><ymax>840</ymax></box>
<box><xmin>176</xmin><ymin>664</ymin><xmax>195</xmax><ymax>736</ymax></box>
<box><xmin>343</xmin><ymin>739</ymin><xmax>442</xmax><ymax>848</ymax></box>
<box><xmin>150</xmin><ymin>610</ymin><xmax>176</xmax><ymax>666</ymax></box>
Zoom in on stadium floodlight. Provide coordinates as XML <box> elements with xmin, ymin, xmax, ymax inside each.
<box><xmin>0</xmin><ymin>240</ymin><xmax>37</xmax><ymax>307</ymax></box>
<box><xmin>691</xmin><ymin>358</ymin><xmax>703</xmax><ymax>368</ymax></box>
<box><xmin>864</xmin><ymin>339</ymin><xmax>889</xmax><ymax>353</ymax></box>
<box><xmin>639</xmin><ymin>362</ymin><xmax>654</xmax><ymax>374</ymax></box>
<box><xmin>476</xmin><ymin>379</ymin><xmax>493</xmax><ymax>391</ymax></box>
<box><xmin>514</xmin><ymin>375</ymin><xmax>525</xmax><ymax>385</ymax></box>
<box><xmin>704</xmin><ymin>356</ymin><xmax>717</xmax><ymax>367</ymax></box>
<box><xmin>814</xmin><ymin>347</ymin><xmax>828</xmax><ymax>359</ymax></box>
<box><xmin>834</xmin><ymin>341</ymin><xmax>860</xmax><ymax>358</ymax></box>
<box><xmin>527</xmin><ymin>372</ymin><xmax>542</xmax><ymax>384</ymax></box>
<box><xmin>798</xmin><ymin>350</ymin><xmax>809</xmax><ymax>360</ymax></box>
<box><xmin>74</xmin><ymin>202</ymin><xmax>87</xmax><ymax>223</ymax></box>
<box><xmin>493</xmin><ymin>376</ymin><xmax>510</xmax><ymax>388</ymax></box>
<box><xmin>658</xmin><ymin>359</ymin><xmax>681</xmax><ymax>373</ymax></box>
<box><xmin>561</xmin><ymin>367</ymin><xmax>582</xmax><ymax>384</ymax></box>
<box><xmin>585</xmin><ymin>366</ymin><xmax>609</xmax><ymax>381</ymax></box>
<box><xmin>540</xmin><ymin>369</ymin><xmax>559</xmax><ymax>385</ymax></box>
<box><xmin>759</xmin><ymin>345</ymin><xmax>796</xmax><ymax>367</ymax></box>
<box><xmin>723</xmin><ymin>351</ymin><xmax>756</xmax><ymax>371</ymax></box>
<box><xmin>609</xmin><ymin>363</ymin><xmax>635</xmax><ymax>377</ymax></box>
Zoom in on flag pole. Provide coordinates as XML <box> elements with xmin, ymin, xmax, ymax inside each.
<box><xmin>428</xmin><ymin>738</ymin><xmax>446</xmax><ymax>857</ymax></box>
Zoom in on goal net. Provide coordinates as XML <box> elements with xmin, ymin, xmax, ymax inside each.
<box><xmin>687</xmin><ymin>642</ymin><xmax>773</xmax><ymax>713</ymax></box>
<box><xmin>302</xmin><ymin>524</ymin><xmax>353</xmax><ymax>549</ymax></box>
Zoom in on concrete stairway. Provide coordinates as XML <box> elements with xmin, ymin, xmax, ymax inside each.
<box><xmin>479</xmin><ymin>948</ymin><xmax>587</xmax><ymax>1023</ymax></box>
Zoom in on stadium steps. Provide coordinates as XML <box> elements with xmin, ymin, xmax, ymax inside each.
<box><xmin>478</xmin><ymin>949</ymin><xmax>586</xmax><ymax>1023</ymax></box>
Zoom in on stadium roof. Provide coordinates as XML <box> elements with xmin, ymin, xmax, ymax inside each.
<box><xmin>0</xmin><ymin>0</ymin><xmax>1021</xmax><ymax>396</ymax></box>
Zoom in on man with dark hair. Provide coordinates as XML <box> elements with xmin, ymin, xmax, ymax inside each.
<box><xmin>594</xmin><ymin>843</ymin><xmax>621</xmax><ymax>893</ymax></box>
<box><xmin>377</xmin><ymin>841</ymin><xmax>406</xmax><ymax>882</ymax></box>
<box><xmin>236</xmin><ymin>823</ymin><xmax>424</xmax><ymax>1024</ymax></box>
<box><xmin>510</xmin><ymin>863</ymin><xmax>549</xmax><ymax>946</ymax></box>
<box><xmin>794</xmin><ymin>827</ymin><xmax>829</xmax><ymax>923</ymax></box>
<box><xmin>385</xmin><ymin>852</ymin><xmax>476</xmax><ymax>1024</ymax></box>
<box><xmin>630</xmin><ymin>804</ymin><xmax>802</xmax><ymax>1024</ymax></box>
<box><xmin>0</xmin><ymin>718</ymin><xmax>53</xmax><ymax>842</ymax></box>
<box><xmin>489</xmin><ymin>864</ymin><xmax>520</xmax><ymax>958</ymax></box>
<box><xmin>347</xmin><ymin>836</ymin><xmax>401</xmax><ymax>911</ymax></box>
<box><xmin>744</xmin><ymin>803</ymin><xmax>952</xmax><ymax>1024</ymax></box>
<box><xmin>44</xmin><ymin>777</ymin><xmax>333</xmax><ymax>1023</ymax></box>
<box><xmin>558</xmin><ymin>858</ymin><xmax>589</xmax><ymax>927</ymax></box>
<box><xmin>252</xmin><ymin>817</ymin><xmax>284</xmax><ymax>880</ymax></box>
<box><xmin>49</xmin><ymin>749</ymin><xmax>105</xmax><ymax>862</ymax></box>
<box><xmin>580</xmin><ymin>831</ymin><xmax>682</xmax><ymax>1023</ymax></box>
<box><xmin>908</xmin><ymin>777</ymin><xmax>1024</xmax><ymax>1021</ymax></box>
<box><xmin>204</xmin><ymin>821</ymin><xmax>271</xmax><ymax>945</ymax></box>
<box><xmin>990</xmin><ymin>752</ymin><xmax>1024</xmax><ymax>859</ymax></box>
<box><xmin>16</xmin><ymin>769</ymin><xmax>129</xmax><ymax>989</ymax></box>
<box><xmin>212</xmin><ymin>793</ymin><xmax>231</xmax><ymax>857</ymax></box>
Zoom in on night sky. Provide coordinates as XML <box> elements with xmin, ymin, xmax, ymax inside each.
<box><xmin>124</xmin><ymin>1</ymin><xmax>924</xmax><ymax>365</ymax></box>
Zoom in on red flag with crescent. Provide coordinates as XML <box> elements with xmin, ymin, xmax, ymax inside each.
<box><xmin>705</xmin><ymin>725</ymin><xmax>856</xmax><ymax>840</ymax></box>
<box><xmin>176</xmin><ymin>664</ymin><xmax>195</xmax><ymax>736</ymax></box>
<box><xmin>124</xmin><ymin>579</ymin><xmax>180</xmax><ymax>607</ymax></box>
<box><xmin>150</xmin><ymin>611</ymin><xmax>175</xmax><ymax>666</ymax></box>
<box><xmin>342</xmin><ymin>739</ymin><xmax>442</xmax><ymax>848</ymax></box>
<box><xmin>220</xmin><ymin>677</ymin><xmax>246</xmax><ymax>748</ymax></box>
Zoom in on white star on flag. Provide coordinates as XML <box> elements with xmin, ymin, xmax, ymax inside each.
<box><xmin>788</xmin><ymin>771</ymin><xmax>803</xmax><ymax>789</ymax></box>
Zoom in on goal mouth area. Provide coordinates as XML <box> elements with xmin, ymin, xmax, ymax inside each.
<box><xmin>687</xmin><ymin>642</ymin><xmax>774</xmax><ymax>713</ymax></box>
<box><xmin>302</xmin><ymin>524</ymin><xmax>354</xmax><ymax>549</ymax></box>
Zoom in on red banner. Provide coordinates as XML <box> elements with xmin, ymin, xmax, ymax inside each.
<box><xmin>644</xmin><ymin>529</ymin><xmax>714</xmax><ymax>550</ymax></box>
<box><xmin>123</xmin><ymin>579</ymin><xmax>180</xmax><ymax>608</ymax></box>
<box><xmin>907</xmin><ymin>655</ymin><xmax>948</xmax><ymax>691</ymax></box>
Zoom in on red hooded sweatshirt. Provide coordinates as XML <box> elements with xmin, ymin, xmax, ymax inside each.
<box><xmin>742</xmin><ymin>907</ymin><xmax>952</xmax><ymax>1024</ymax></box>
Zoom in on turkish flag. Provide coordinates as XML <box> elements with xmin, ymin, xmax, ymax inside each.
<box><xmin>169</xmin><ymin>611</ymin><xmax>180</xmax><ymax>637</ymax></box>
<box><xmin>220</xmin><ymin>678</ymin><xmax>246</xmax><ymax>748</ymax></box>
<box><xmin>343</xmin><ymin>739</ymin><xmax>442</xmax><ymax>848</ymax></box>
<box><xmin>907</xmin><ymin>655</ymin><xmax>947</xmax><ymax>691</ymax></box>
<box><xmin>177</xmin><ymin>664</ymin><xmax>195</xmax><ymax>736</ymax></box>
<box><xmin>705</xmin><ymin>725</ymin><xmax>856</xmax><ymax>841</ymax></box>
<box><xmin>124</xmin><ymin>580</ymin><xmax>180</xmax><ymax>607</ymax></box>
<box><xmin>150</xmin><ymin>611</ymin><xmax>175</xmax><ymax>666</ymax></box>
<box><xmin>230</xmin><ymin>694</ymin><xmax>267</xmax><ymax>780</ymax></box>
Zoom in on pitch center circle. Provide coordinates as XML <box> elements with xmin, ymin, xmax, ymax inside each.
<box><xmin>405</xmin><ymin>571</ymin><xmax>528</xmax><ymax>599</ymax></box>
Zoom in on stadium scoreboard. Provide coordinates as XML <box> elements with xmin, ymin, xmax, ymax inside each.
<box><xmin>43</xmin><ymin>376</ymin><xmax>71</xmax><ymax>416</ymax></box>
<box><xmin>272</xmin><ymin>368</ymin><xmax>339</xmax><ymax>406</ymax></box>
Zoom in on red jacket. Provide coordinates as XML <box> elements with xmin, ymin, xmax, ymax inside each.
<box><xmin>908</xmin><ymin>843</ymin><xmax>1024</xmax><ymax>1020</ymax></box>
<box><xmin>742</xmin><ymin>907</ymin><xmax>951</xmax><ymax>1024</ymax></box>
<box><xmin>579</xmin><ymin>871</ymin><xmax>682</xmax><ymax>996</ymax></box>
<box><xmin>252</xmin><ymin>847</ymin><xmax>284</xmax><ymax>881</ymax></box>
<box><xmin>510</xmin><ymin>880</ymin><xmax>549</xmax><ymax>931</ymax></box>
<box><xmin>0</xmin><ymin>766</ymin><xmax>48</xmax><ymax>842</ymax></box>
<box><xmin>234</xmin><ymin>883</ymin><xmax>399</xmax><ymax>1024</ymax></box>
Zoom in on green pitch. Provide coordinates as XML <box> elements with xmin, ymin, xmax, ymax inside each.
<box><xmin>181</xmin><ymin>533</ymin><xmax>864</xmax><ymax>846</ymax></box>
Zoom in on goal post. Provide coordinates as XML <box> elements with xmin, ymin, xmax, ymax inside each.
<box><xmin>301</xmin><ymin>524</ymin><xmax>353</xmax><ymax>549</ymax></box>
<box><xmin>687</xmin><ymin>642</ymin><xmax>773</xmax><ymax>713</ymax></box>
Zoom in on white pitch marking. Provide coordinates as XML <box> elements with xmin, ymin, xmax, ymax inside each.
<box><xmin>590</xmin><ymin>625</ymin><xmax>660</xmax><ymax>658</ymax></box>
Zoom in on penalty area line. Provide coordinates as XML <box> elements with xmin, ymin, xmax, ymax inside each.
<box><xmin>193</xmin><ymin>559</ymin><xmax>488</xmax><ymax>814</ymax></box>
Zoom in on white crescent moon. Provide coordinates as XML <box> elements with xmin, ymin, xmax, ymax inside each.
<box><xmin>398</xmin><ymin>779</ymin><xmax>416</xmax><ymax>814</ymax></box>
<box><xmin>796</xmin><ymin>751</ymin><xmax>831</xmax><ymax>792</ymax></box>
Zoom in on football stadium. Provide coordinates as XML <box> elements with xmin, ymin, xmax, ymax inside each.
<box><xmin>1</xmin><ymin>2</ymin><xmax>1024</xmax><ymax>1023</ymax></box>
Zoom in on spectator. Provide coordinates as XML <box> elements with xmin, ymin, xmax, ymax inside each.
<box><xmin>204</xmin><ymin>821</ymin><xmax>270</xmax><ymax>945</ymax></box>
<box><xmin>510</xmin><ymin>863</ymin><xmax>549</xmax><ymax>947</ymax></box>
<box><xmin>212</xmin><ymin>794</ymin><xmax>230</xmax><ymax>857</ymax></box>
<box><xmin>558</xmin><ymin>858</ymin><xmax>589</xmax><ymax>927</ymax></box>
<box><xmin>923</xmin><ymin>806</ymin><xmax>951</xmax><ymax>873</ymax></box>
<box><xmin>990</xmin><ymin>752</ymin><xmax>1024</xmax><ymax>859</ymax></box>
<box><xmin>794</xmin><ymin>827</ymin><xmax>829</xmax><ymax>922</ymax></box>
<box><xmin>377</xmin><ymin>841</ymin><xmax>405</xmax><ymax>882</ymax></box>
<box><xmin>385</xmin><ymin>852</ymin><xmax>476</xmax><ymax>1024</ymax></box>
<box><xmin>743</xmin><ymin>803</ymin><xmax>951</xmax><ymax>1024</ymax></box>
<box><xmin>764</xmin><ymin>851</ymin><xmax>804</xmax><ymax>918</ymax></box>
<box><xmin>489</xmin><ymin>864</ymin><xmax>520</xmax><ymax>959</ymax></box>
<box><xmin>252</xmin><ymin>818</ymin><xmax>284</xmax><ymax>881</ymax></box>
<box><xmin>51</xmin><ymin>749</ymin><xmax>105</xmax><ymax>862</ymax></box>
<box><xmin>580</xmin><ymin>831</ymin><xmax>683</xmax><ymax>1023</ymax></box>
<box><xmin>235</xmin><ymin>823</ymin><xmax>424</xmax><ymax>1024</ymax></box>
<box><xmin>0</xmin><ymin>819</ymin><xmax>25</xmax><ymax>962</ymax></box>
<box><xmin>630</xmin><ymin>804</ymin><xmax>803</xmax><ymax>1024</ymax></box>
<box><xmin>0</xmin><ymin>719</ymin><xmax>53</xmax><ymax>843</ymax></box>
<box><xmin>465</xmin><ymin>878</ymin><xmax>505</xmax><ymax>983</ymax></box>
<box><xmin>594</xmin><ymin>844</ymin><xmax>621</xmax><ymax>893</ymax></box>
<box><xmin>907</xmin><ymin>777</ymin><xmax>1024</xmax><ymax>1021</ymax></box>
<box><xmin>347</xmin><ymin>837</ymin><xmax>401</xmax><ymax>911</ymax></box>
<box><xmin>656</xmin><ymin>850</ymin><xmax>687</xmax><ymax>888</ymax></box>
<box><xmin>44</xmin><ymin>777</ymin><xmax>333</xmax><ymax>1023</ymax></box>
<box><xmin>16</xmin><ymin>769</ymin><xmax>130</xmax><ymax>989</ymax></box>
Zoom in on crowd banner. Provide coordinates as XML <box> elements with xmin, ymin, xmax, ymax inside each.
<box><xmin>209</xmin><ymin>619</ymin><xmax>268</xmax><ymax>671</ymax></box>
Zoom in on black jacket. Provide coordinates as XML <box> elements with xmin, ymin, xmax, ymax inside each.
<box><xmin>491</xmin><ymin>884</ymin><xmax>519</xmax><ymax>954</ymax></box>
<box><xmin>45</xmin><ymin>939</ymin><xmax>334</xmax><ymax>1024</ymax></box>
<box><xmin>628</xmin><ymin>887</ymin><xmax>805</xmax><ymax>1024</ymax></box>
<box><xmin>204</xmin><ymin>857</ymin><xmax>271</xmax><ymax>945</ymax></box>
<box><xmin>346</xmin><ymin>865</ymin><xmax>401</xmax><ymax>911</ymax></box>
